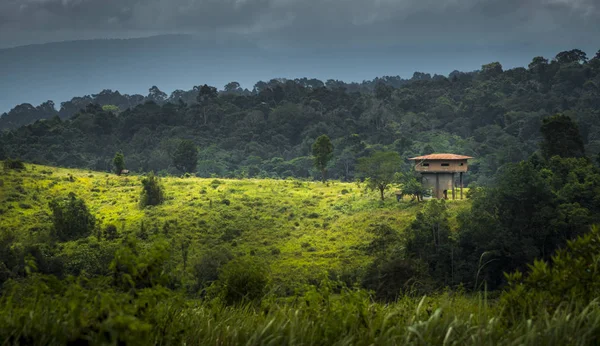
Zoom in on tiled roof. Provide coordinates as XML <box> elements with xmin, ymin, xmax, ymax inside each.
<box><xmin>408</xmin><ymin>154</ymin><xmax>474</xmax><ymax>160</ymax></box>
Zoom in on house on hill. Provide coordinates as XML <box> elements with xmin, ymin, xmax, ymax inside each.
<box><xmin>408</xmin><ymin>153</ymin><xmax>473</xmax><ymax>199</ymax></box>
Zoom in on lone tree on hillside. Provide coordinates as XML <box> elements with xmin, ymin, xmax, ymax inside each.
<box><xmin>540</xmin><ymin>114</ymin><xmax>585</xmax><ymax>160</ymax></box>
<box><xmin>140</xmin><ymin>172</ymin><xmax>165</xmax><ymax>207</ymax></box>
<box><xmin>312</xmin><ymin>135</ymin><xmax>333</xmax><ymax>182</ymax></box>
<box><xmin>358</xmin><ymin>151</ymin><xmax>402</xmax><ymax>200</ymax></box>
<box><xmin>49</xmin><ymin>192</ymin><xmax>96</xmax><ymax>241</ymax></box>
<box><xmin>113</xmin><ymin>152</ymin><xmax>125</xmax><ymax>175</ymax></box>
<box><xmin>172</xmin><ymin>140</ymin><xmax>198</xmax><ymax>173</ymax></box>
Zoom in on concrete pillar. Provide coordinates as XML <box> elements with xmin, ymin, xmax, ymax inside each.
<box><xmin>460</xmin><ymin>172</ymin><xmax>463</xmax><ymax>200</ymax></box>
<box><xmin>435</xmin><ymin>173</ymin><xmax>440</xmax><ymax>199</ymax></box>
<box><xmin>452</xmin><ymin>172</ymin><xmax>455</xmax><ymax>200</ymax></box>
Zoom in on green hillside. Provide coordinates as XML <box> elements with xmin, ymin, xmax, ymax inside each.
<box><xmin>0</xmin><ymin>162</ymin><xmax>469</xmax><ymax>292</ymax></box>
<box><xmin>3</xmin><ymin>161</ymin><xmax>600</xmax><ymax>344</ymax></box>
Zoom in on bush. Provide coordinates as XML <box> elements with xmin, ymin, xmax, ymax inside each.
<box><xmin>220</xmin><ymin>228</ymin><xmax>241</xmax><ymax>242</ymax></box>
<box><xmin>362</xmin><ymin>257</ymin><xmax>431</xmax><ymax>301</ymax></box>
<box><xmin>212</xmin><ymin>257</ymin><xmax>270</xmax><ymax>305</ymax></box>
<box><xmin>3</xmin><ymin>159</ymin><xmax>25</xmax><ymax>171</ymax></box>
<box><xmin>110</xmin><ymin>238</ymin><xmax>173</xmax><ymax>291</ymax></box>
<box><xmin>192</xmin><ymin>247</ymin><xmax>233</xmax><ymax>292</ymax></box>
<box><xmin>62</xmin><ymin>241</ymin><xmax>117</xmax><ymax>277</ymax></box>
<box><xmin>49</xmin><ymin>192</ymin><xmax>96</xmax><ymax>242</ymax></box>
<box><xmin>501</xmin><ymin>225</ymin><xmax>600</xmax><ymax>316</ymax></box>
<box><xmin>140</xmin><ymin>172</ymin><xmax>164</xmax><ymax>207</ymax></box>
<box><xmin>104</xmin><ymin>224</ymin><xmax>118</xmax><ymax>240</ymax></box>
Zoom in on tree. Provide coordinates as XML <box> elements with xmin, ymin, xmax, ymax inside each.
<box><xmin>555</xmin><ymin>49</ymin><xmax>588</xmax><ymax>64</ymax></box>
<box><xmin>49</xmin><ymin>192</ymin><xmax>96</xmax><ymax>241</ymax></box>
<box><xmin>140</xmin><ymin>172</ymin><xmax>164</xmax><ymax>207</ymax></box>
<box><xmin>400</xmin><ymin>174</ymin><xmax>426</xmax><ymax>201</ymax></box>
<box><xmin>224</xmin><ymin>81</ymin><xmax>241</xmax><ymax>93</ymax></box>
<box><xmin>196</xmin><ymin>85</ymin><xmax>219</xmax><ymax>124</ymax></box>
<box><xmin>172</xmin><ymin>140</ymin><xmax>198</xmax><ymax>173</ymax></box>
<box><xmin>197</xmin><ymin>84</ymin><xmax>218</xmax><ymax>103</ymax></box>
<box><xmin>357</xmin><ymin>151</ymin><xmax>402</xmax><ymax>200</ymax></box>
<box><xmin>148</xmin><ymin>86</ymin><xmax>167</xmax><ymax>103</ymax></box>
<box><xmin>528</xmin><ymin>56</ymin><xmax>549</xmax><ymax>71</ymax></box>
<box><xmin>113</xmin><ymin>152</ymin><xmax>125</xmax><ymax>175</ymax></box>
<box><xmin>406</xmin><ymin>200</ymin><xmax>455</xmax><ymax>285</ymax></box>
<box><xmin>540</xmin><ymin>114</ymin><xmax>585</xmax><ymax>160</ymax></box>
<box><xmin>481</xmin><ymin>62</ymin><xmax>503</xmax><ymax>77</ymax></box>
<box><xmin>312</xmin><ymin>135</ymin><xmax>333</xmax><ymax>182</ymax></box>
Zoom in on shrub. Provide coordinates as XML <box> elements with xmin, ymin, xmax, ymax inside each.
<box><xmin>192</xmin><ymin>247</ymin><xmax>233</xmax><ymax>291</ymax></box>
<box><xmin>49</xmin><ymin>192</ymin><xmax>96</xmax><ymax>242</ymax></box>
<box><xmin>212</xmin><ymin>257</ymin><xmax>270</xmax><ymax>305</ymax></box>
<box><xmin>62</xmin><ymin>241</ymin><xmax>117</xmax><ymax>277</ymax></box>
<box><xmin>140</xmin><ymin>172</ymin><xmax>164</xmax><ymax>207</ymax></box>
<box><xmin>104</xmin><ymin>224</ymin><xmax>118</xmax><ymax>240</ymax></box>
<box><xmin>220</xmin><ymin>228</ymin><xmax>241</xmax><ymax>242</ymax></box>
<box><xmin>18</xmin><ymin>203</ymin><xmax>32</xmax><ymax>209</ymax></box>
<box><xmin>110</xmin><ymin>238</ymin><xmax>173</xmax><ymax>291</ymax></box>
<box><xmin>341</xmin><ymin>189</ymin><xmax>349</xmax><ymax>195</ymax></box>
<box><xmin>501</xmin><ymin>225</ymin><xmax>600</xmax><ymax>316</ymax></box>
<box><xmin>220</xmin><ymin>199</ymin><xmax>231</xmax><ymax>206</ymax></box>
<box><xmin>362</xmin><ymin>257</ymin><xmax>431</xmax><ymax>301</ymax></box>
<box><xmin>3</xmin><ymin>159</ymin><xmax>25</xmax><ymax>171</ymax></box>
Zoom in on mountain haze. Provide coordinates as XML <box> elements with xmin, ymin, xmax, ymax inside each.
<box><xmin>0</xmin><ymin>34</ymin><xmax>582</xmax><ymax>114</ymax></box>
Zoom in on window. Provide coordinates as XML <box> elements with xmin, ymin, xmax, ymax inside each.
<box><xmin>441</xmin><ymin>163</ymin><xmax>450</xmax><ymax>167</ymax></box>
<box><xmin>460</xmin><ymin>163</ymin><xmax>464</xmax><ymax>166</ymax></box>
<box><xmin>422</xmin><ymin>163</ymin><xmax>430</xmax><ymax>167</ymax></box>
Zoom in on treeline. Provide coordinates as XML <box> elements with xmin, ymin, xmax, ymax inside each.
<box><xmin>1</xmin><ymin>49</ymin><xmax>600</xmax><ymax>184</ymax></box>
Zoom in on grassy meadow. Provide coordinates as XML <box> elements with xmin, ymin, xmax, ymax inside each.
<box><xmin>0</xmin><ymin>162</ymin><xmax>469</xmax><ymax>292</ymax></box>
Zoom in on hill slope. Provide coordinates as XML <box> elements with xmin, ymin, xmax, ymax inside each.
<box><xmin>0</xmin><ymin>162</ymin><xmax>469</xmax><ymax>291</ymax></box>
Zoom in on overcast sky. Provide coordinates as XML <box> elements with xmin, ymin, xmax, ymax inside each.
<box><xmin>0</xmin><ymin>0</ymin><xmax>599</xmax><ymax>113</ymax></box>
<box><xmin>1</xmin><ymin>0</ymin><xmax>599</xmax><ymax>49</ymax></box>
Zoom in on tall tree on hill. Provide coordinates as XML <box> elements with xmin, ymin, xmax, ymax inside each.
<box><xmin>358</xmin><ymin>151</ymin><xmax>402</xmax><ymax>200</ymax></box>
<box><xmin>312</xmin><ymin>135</ymin><xmax>333</xmax><ymax>182</ymax></box>
<box><xmin>540</xmin><ymin>114</ymin><xmax>585</xmax><ymax>160</ymax></box>
<box><xmin>196</xmin><ymin>84</ymin><xmax>219</xmax><ymax>125</ymax></box>
<box><xmin>173</xmin><ymin>140</ymin><xmax>198</xmax><ymax>173</ymax></box>
<box><xmin>113</xmin><ymin>152</ymin><xmax>125</xmax><ymax>175</ymax></box>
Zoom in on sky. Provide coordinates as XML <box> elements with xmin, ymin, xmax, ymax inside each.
<box><xmin>0</xmin><ymin>0</ymin><xmax>599</xmax><ymax>112</ymax></box>
<box><xmin>1</xmin><ymin>0</ymin><xmax>599</xmax><ymax>49</ymax></box>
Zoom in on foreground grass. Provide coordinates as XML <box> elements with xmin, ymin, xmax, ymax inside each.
<box><xmin>1</xmin><ymin>276</ymin><xmax>599</xmax><ymax>346</ymax></box>
<box><xmin>0</xmin><ymin>163</ymin><xmax>469</xmax><ymax>290</ymax></box>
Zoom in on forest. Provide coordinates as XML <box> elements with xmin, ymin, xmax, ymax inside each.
<box><xmin>1</xmin><ymin>49</ymin><xmax>600</xmax><ymax>186</ymax></box>
<box><xmin>1</xmin><ymin>48</ymin><xmax>600</xmax><ymax>345</ymax></box>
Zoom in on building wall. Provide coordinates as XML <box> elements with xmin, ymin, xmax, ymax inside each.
<box><xmin>422</xmin><ymin>173</ymin><xmax>459</xmax><ymax>199</ymax></box>
<box><xmin>414</xmin><ymin>159</ymin><xmax>468</xmax><ymax>173</ymax></box>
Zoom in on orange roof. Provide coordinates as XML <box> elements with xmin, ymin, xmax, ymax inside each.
<box><xmin>408</xmin><ymin>153</ymin><xmax>474</xmax><ymax>160</ymax></box>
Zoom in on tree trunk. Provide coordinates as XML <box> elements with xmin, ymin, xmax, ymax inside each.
<box><xmin>379</xmin><ymin>186</ymin><xmax>385</xmax><ymax>200</ymax></box>
<box><xmin>321</xmin><ymin>169</ymin><xmax>326</xmax><ymax>183</ymax></box>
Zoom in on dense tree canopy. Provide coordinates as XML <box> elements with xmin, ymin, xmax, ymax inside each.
<box><xmin>1</xmin><ymin>49</ymin><xmax>600</xmax><ymax>183</ymax></box>
<box><xmin>540</xmin><ymin>113</ymin><xmax>586</xmax><ymax>160</ymax></box>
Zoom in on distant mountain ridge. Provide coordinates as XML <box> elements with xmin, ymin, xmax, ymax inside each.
<box><xmin>2</xmin><ymin>33</ymin><xmax>572</xmax><ymax>127</ymax></box>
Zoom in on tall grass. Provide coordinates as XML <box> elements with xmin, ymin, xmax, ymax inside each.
<box><xmin>1</xmin><ymin>277</ymin><xmax>600</xmax><ymax>346</ymax></box>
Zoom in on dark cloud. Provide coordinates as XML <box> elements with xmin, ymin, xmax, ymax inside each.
<box><xmin>0</xmin><ymin>0</ymin><xmax>598</xmax><ymax>48</ymax></box>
